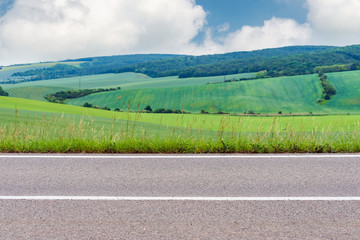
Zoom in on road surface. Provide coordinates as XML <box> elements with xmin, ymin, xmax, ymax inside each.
<box><xmin>1</xmin><ymin>154</ymin><xmax>360</xmax><ymax>239</ymax></box>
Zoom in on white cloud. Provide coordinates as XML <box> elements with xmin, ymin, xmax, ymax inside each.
<box><xmin>194</xmin><ymin>0</ymin><xmax>360</xmax><ymax>54</ymax></box>
<box><xmin>221</xmin><ymin>17</ymin><xmax>312</xmax><ymax>52</ymax></box>
<box><xmin>0</xmin><ymin>0</ymin><xmax>206</xmax><ymax>65</ymax></box>
<box><xmin>1</xmin><ymin>0</ymin><xmax>360</xmax><ymax>66</ymax></box>
<box><xmin>306</xmin><ymin>0</ymin><xmax>360</xmax><ymax>45</ymax></box>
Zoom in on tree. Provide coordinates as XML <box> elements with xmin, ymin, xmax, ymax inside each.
<box><xmin>83</xmin><ymin>102</ymin><xmax>92</xmax><ymax>108</ymax></box>
<box><xmin>144</xmin><ymin>105</ymin><xmax>153</xmax><ymax>112</ymax></box>
<box><xmin>101</xmin><ymin>106</ymin><xmax>111</xmax><ymax>111</ymax></box>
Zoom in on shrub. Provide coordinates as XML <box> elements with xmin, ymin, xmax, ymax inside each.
<box><xmin>144</xmin><ymin>105</ymin><xmax>153</xmax><ymax>112</ymax></box>
<box><xmin>83</xmin><ymin>102</ymin><xmax>93</xmax><ymax>108</ymax></box>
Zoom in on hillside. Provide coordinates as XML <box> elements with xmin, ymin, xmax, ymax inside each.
<box><xmin>66</xmin><ymin>74</ymin><xmax>319</xmax><ymax>113</ymax></box>
<box><xmin>2</xmin><ymin>96</ymin><xmax>360</xmax><ymax>134</ymax></box>
<box><xmin>0</xmin><ymin>54</ymin><xmax>183</xmax><ymax>83</ymax></box>
<box><xmin>114</xmin><ymin>45</ymin><xmax>338</xmax><ymax>77</ymax></box>
<box><xmin>3</xmin><ymin>45</ymin><xmax>360</xmax><ymax>82</ymax></box>
<box><xmin>3</xmin><ymin>67</ymin><xmax>360</xmax><ymax>114</ymax></box>
<box><xmin>113</xmin><ymin>45</ymin><xmax>360</xmax><ymax>78</ymax></box>
<box><xmin>2</xmin><ymin>45</ymin><xmax>360</xmax><ymax>115</ymax></box>
<box><xmin>2</xmin><ymin>72</ymin><xmax>255</xmax><ymax>101</ymax></box>
<box><xmin>66</xmin><ymin>70</ymin><xmax>360</xmax><ymax>114</ymax></box>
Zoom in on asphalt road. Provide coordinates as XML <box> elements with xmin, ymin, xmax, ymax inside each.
<box><xmin>1</xmin><ymin>154</ymin><xmax>360</xmax><ymax>239</ymax></box>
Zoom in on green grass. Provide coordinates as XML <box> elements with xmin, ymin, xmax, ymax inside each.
<box><xmin>2</xmin><ymin>96</ymin><xmax>360</xmax><ymax>133</ymax></box>
<box><xmin>3</xmin><ymin>68</ymin><xmax>360</xmax><ymax>153</ymax></box>
<box><xmin>116</xmin><ymin>73</ymin><xmax>256</xmax><ymax>89</ymax></box>
<box><xmin>1</xmin><ymin>72</ymin><xmax>255</xmax><ymax>101</ymax></box>
<box><xmin>0</xmin><ymin>62</ymin><xmax>85</xmax><ymax>84</ymax></box>
<box><xmin>5</xmin><ymin>86</ymin><xmax>72</xmax><ymax>101</ymax></box>
<box><xmin>2</xmin><ymin>107</ymin><xmax>360</xmax><ymax>153</ymax></box>
<box><xmin>68</xmin><ymin>71</ymin><xmax>360</xmax><ymax>114</ymax></box>
<box><xmin>325</xmin><ymin>70</ymin><xmax>360</xmax><ymax>112</ymax></box>
<box><xmin>67</xmin><ymin>74</ymin><xmax>327</xmax><ymax>113</ymax></box>
<box><xmin>1</xmin><ymin>96</ymin><xmax>360</xmax><ymax>153</ymax></box>
<box><xmin>1</xmin><ymin>62</ymin><xmax>84</xmax><ymax>72</ymax></box>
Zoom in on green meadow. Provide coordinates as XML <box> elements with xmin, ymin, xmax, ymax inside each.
<box><xmin>1</xmin><ymin>96</ymin><xmax>360</xmax><ymax>153</ymax></box>
<box><xmin>2</xmin><ymin>96</ymin><xmax>360</xmax><ymax>133</ymax></box>
<box><xmin>2</xmin><ymin>72</ymin><xmax>255</xmax><ymax>101</ymax></box>
<box><xmin>325</xmin><ymin>71</ymin><xmax>360</xmax><ymax>112</ymax></box>
<box><xmin>65</xmin><ymin>73</ymin><xmax>330</xmax><ymax>114</ymax></box>
<box><xmin>0</xmin><ymin>61</ymin><xmax>84</xmax><ymax>84</ymax></box>
<box><xmin>0</xmin><ymin>61</ymin><xmax>84</xmax><ymax>72</ymax></box>
<box><xmin>1</xmin><ymin>69</ymin><xmax>360</xmax><ymax>153</ymax></box>
<box><xmin>5</xmin><ymin>70</ymin><xmax>360</xmax><ymax>115</ymax></box>
<box><xmin>65</xmin><ymin>70</ymin><xmax>360</xmax><ymax>114</ymax></box>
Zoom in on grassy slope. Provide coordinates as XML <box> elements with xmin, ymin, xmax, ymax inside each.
<box><xmin>0</xmin><ymin>62</ymin><xmax>84</xmax><ymax>83</ymax></box>
<box><xmin>1</xmin><ymin>62</ymin><xmax>84</xmax><ymax>71</ymax></box>
<box><xmin>1</xmin><ymin>96</ymin><xmax>359</xmax><ymax>133</ymax></box>
<box><xmin>325</xmin><ymin>70</ymin><xmax>360</xmax><ymax>112</ymax></box>
<box><xmin>1</xmin><ymin>72</ymin><xmax>255</xmax><ymax>100</ymax></box>
<box><xmin>5</xmin><ymin>86</ymin><xmax>72</xmax><ymax>101</ymax></box>
<box><xmin>3</xmin><ymin>70</ymin><xmax>360</xmax><ymax>114</ymax></box>
<box><xmin>68</xmin><ymin>74</ymin><xmax>328</xmax><ymax>114</ymax></box>
<box><xmin>67</xmin><ymin>70</ymin><xmax>360</xmax><ymax>114</ymax></box>
<box><xmin>2</xmin><ymin>97</ymin><xmax>360</xmax><ymax>153</ymax></box>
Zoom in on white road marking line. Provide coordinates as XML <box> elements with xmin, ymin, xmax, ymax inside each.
<box><xmin>1</xmin><ymin>196</ymin><xmax>360</xmax><ymax>201</ymax></box>
<box><xmin>0</xmin><ymin>154</ymin><xmax>360</xmax><ymax>159</ymax></box>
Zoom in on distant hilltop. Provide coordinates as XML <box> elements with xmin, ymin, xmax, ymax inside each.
<box><xmin>1</xmin><ymin>45</ymin><xmax>360</xmax><ymax>84</ymax></box>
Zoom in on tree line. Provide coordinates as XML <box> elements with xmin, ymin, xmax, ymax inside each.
<box><xmin>45</xmin><ymin>87</ymin><xmax>120</xmax><ymax>103</ymax></box>
<box><xmin>317</xmin><ymin>72</ymin><xmax>336</xmax><ymax>102</ymax></box>
<box><xmin>143</xmin><ymin>105</ymin><xmax>188</xmax><ymax>114</ymax></box>
<box><xmin>8</xmin><ymin>45</ymin><xmax>360</xmax><ymax>82</ymax></box>
<box><xmin>10</xmin><ymin>54</ymin><xmax>181</xmax><ymax>82</ymax></box>
<box><xmin>112</xmin><ymin>45</ymin><xmax>360</xmax><ymax>78</ymax></box>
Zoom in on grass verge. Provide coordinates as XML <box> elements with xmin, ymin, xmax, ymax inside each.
<box><xmin>1</xmin><ymin>109</ymin><xmax>360</xmax><ymax>153</ymax></box>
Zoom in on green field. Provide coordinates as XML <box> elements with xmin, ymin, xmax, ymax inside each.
<box><xmin>3</xmin><ymin>70</ymin><xmax>360</xmax><ymax>115</ymax></box>
<box><xmin>0</xmin><ymin>62</ymin><xmax>84</xmax><ymax>84</ymax></box>
<box><xmin>2</xmin><ymin>96</ymin><xmax>360</xmax><ymax>153</ymax></box>
<box><xmin>5</xmin><ymin>86</ymin><xmax>72</xmax><ymax>101</ymax></box>
<box><xmin>325</xmin><ymin>71</ymin><xmax>360</xmax><ymax>112</ymax></box>
<box><xmin>0</xmin><ymin>47</ymin><xmax>360</xmax><ymax>153</ymax></box>
<box><xmin>1</xmin><ymin>61</ymin><xmax>84</xmax><ymax>71</ymax></box>
<box><xmin>66</xmin><ymin>70</ymin><xmax>360</xmax><ymax>114</ymax></box>
<box><xmin>2</xmin><ymin>96</ymin><xmax>360</xmax><ymax>133</ymax></box>
<box><xmin>67</xmin><ymin>74</ymin><xmax>323</xmax><ymax>113</ymax></box>
<box><xmin>1</xmin><ymin>72</ymin><xmax>255</xmax><ymax>101</ymax></box>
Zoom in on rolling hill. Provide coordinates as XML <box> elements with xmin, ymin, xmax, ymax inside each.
<box><xmin>2</xmin><ymin>45</ymin><xmax>360</xmax><ymax>83</ymax></box>
<box><xmin>64</xmin><ymin>70</ymin><xmax>360</xmax><ymax>114</ymax></box>
<box><xmin>2</xmin><ymin>96</ymin><xmax>360</xmax><ymax>134</ymax></box>
<box><xmin>1</xmin><ymin>45</ymin><xmax>360</xmax><ymax>115</ymax></box>
<box><xmin>2</xmin><ymin>72</ymin><xmax>255</xmax><ymax>101</ymax></box>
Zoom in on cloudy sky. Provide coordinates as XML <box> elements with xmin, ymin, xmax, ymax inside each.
<box><xmin>0</xmin><ymin>0</ymin><xmax>359</xmax><ymax>66</ymax></box>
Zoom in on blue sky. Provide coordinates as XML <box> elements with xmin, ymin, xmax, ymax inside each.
<box><xmin>0</xmin><ymin>0</ymin><xmax>308</xmax><ymax>30</ymax></box>
<box><xmin>0</xmin><ymin>0</ymin><xmax>359</xmax><ymax>65</ymax></box>
<box><xmin>0</xmin><ymin>0</ymin><xmax>14</xmax><ymax>18</ymax></box>
<box><xmin>197</xmin><ymin>0</ymin><xmax>308</xmax><ymax>31</ymax></box>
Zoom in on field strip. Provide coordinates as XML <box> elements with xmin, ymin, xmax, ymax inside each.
<box><xmin>1</xmin><ymin>196</ymin><xmax>360</xmax><ymax>201</ymax></box>
<box><xmin>0</xmin><ymin>154</ymin><xmax>360</xmax><ymax>159</ymax></box>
